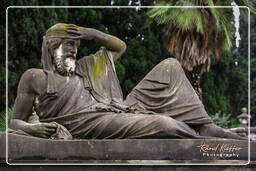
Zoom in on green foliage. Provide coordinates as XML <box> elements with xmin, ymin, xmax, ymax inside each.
<box><xmin>232</xmin><ymin>13</ymin><xmax>256</xmax><ymax>126</ymax></box>
<box><xmin>0</xmin><ymin>108</ymin><xmax>13</xmax><ymax>132</ymax></box>
<box><xmin>251</xmin><ymin>58</ymin><xmax>256</xmax><ymax>126</ymax></box>
<box><xmin>210</xmin><ymin>111</ymin><xmax>240</xmax><ymax>128</ymax></box>
<box><xmin>202</xmin><ymin>51</ymin><xmax>248</xmax><ymax>120</ymax></box>
<box><xmin>211</xmin><ymin>111</ymin><xmax>232</xmax><ymax>128</ymax></box>
<box><xmin>247</xmin><ymin>15</ymin><xmax>256</xmax><ymax>126</ymax></box>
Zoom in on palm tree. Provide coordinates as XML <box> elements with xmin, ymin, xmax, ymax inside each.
<box><xmin>148</xmin><ymin>0</ymin><xmax>255</xmax><ymax>99</ymax></box>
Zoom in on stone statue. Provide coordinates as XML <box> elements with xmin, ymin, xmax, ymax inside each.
<box><xmin>9</xmin><ymin>23</ymin><xmax>244</xmax><ymax>140</ymax></box>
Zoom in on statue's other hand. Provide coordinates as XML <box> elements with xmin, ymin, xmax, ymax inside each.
<box><xmin>29</xmin><ymin>123</ymin><xmax>57</xmax><ymax>138</ymax></box>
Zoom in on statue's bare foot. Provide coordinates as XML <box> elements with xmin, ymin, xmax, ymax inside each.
<box><xmin>199</xmin><ymin>123</ymin><xmax>247</xmax><ymax>140</ymax></box>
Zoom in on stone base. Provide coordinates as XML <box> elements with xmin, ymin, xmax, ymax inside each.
<box><xmin>0</xmin><ymin>133</ymin><xmax>255</xmax><ymax>165</ymax></box>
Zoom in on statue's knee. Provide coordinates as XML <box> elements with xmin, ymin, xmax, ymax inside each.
<box><xmin>166</xmin><ymin>58</ymin><xmax>181</xmax><ymax>67</ymax></box>
<box><xmin>155</xmin><ymin>58</ymin><xmax>180</xmax><ymax>70</ymax></box>
<box><xmin>157</xmin><ymin>116</ymin><xmax>177</xmax><ymax>132</ymax></box>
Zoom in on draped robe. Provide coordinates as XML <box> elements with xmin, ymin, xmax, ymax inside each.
<box><xmin>35</xmin><ymin>47</ymin><xmax>212</xmax><ymax>139</ymax></box>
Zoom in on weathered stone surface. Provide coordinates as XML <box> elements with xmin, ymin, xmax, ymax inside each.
<box><xmin>0</xmin><ymin>133</ymin><xmax>255</xmax><ymax>164</ymax></box>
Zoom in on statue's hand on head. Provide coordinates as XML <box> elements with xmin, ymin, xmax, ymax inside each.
<box><xmin>28</xmin><ymin>122</ymin><xmax>57</xmax><ymax>138</ymax></box>
<box><xmin>67</xmin><ymin>27</ymin><xmax>95</xmax><ymax>40</ymax></box>
<box><xmin>66</xmin><ymin>24</ymin><xmax>126</xmax><ymax>61</ymax></box>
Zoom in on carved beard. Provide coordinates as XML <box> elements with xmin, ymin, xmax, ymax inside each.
<box><xmin>53</xmin><ymin>45</ymin><xmax>76</xmax><ymax>77</ymax></box>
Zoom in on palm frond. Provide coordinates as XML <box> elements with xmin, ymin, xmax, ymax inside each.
<box><xmin>148</xmin><ymin>0</ymin><xmax>255</xmax><ymax>71</ymax></box>
<box><xmin>221</xmin><ymin>23</ymin><xmax>233</xmax><ymax>52</ymax></box>
<box><xmin>149</xmin><ymin>8</ymin><xmax>205</xmax><ymax>34</ymax></box>
<box><xmin>147</xmin><ymin>8</ymin><xmax>170</xmax><ymax>24</ymax></box>
<box><xmin>205</xmin><ymin>0</ymin><xmax>221</xmax><ymax>30</ymax></box>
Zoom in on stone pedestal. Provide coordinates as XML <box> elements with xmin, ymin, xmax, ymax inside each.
<box><xmin>0</xmin><ymin>133</ymin><xmax>255</xmax><ymax>165</ymax></box>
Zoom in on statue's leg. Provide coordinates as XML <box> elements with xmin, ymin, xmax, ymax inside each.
<box><xmin>198</xmin><ymin>123</ymin><xmax>246</xmax><ymax>140</ymax></box>
<box><xmin>125</xmin><ymin>58</ymin><xmax>212</xmax><ymax>125</ymax></box>
<box><xmin>124</xmin><ymin>58</ymin><xmax>244</xmax><ymax>139</ymax></box>
<box><xmin>68</xmin><ymin>112</ymin><xmax>200</xmax><ymax>139</ymax></box>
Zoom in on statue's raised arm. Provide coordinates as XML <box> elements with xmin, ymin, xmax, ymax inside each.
<box><xmin>67</xmin><ymin>26</ymin><xmax>127</xmax><ymax>61</ymax></box>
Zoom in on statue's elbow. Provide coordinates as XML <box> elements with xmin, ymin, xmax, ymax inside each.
<box><xmin>9</xmin><ymin>118</ymin><xmax>17</xmax><ymax>130</ymax></box>
<box><xmin>119</xmin><ymin>40</ymin><xmax>127</xmax><ymax>55</ymax></box>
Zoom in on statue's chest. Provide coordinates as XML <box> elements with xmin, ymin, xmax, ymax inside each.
<box><xmin>36</xmin><ymin>75</ymin><xmax>93</xmax><ymax>118</ymax></box>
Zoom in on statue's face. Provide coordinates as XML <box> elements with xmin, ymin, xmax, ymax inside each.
<box><xmin>53</xmin><ymin>39</ymin><xmax>80</xmax><ymax>76</ymax></box>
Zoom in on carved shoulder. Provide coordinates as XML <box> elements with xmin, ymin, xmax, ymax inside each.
<box><xmin>18</xmin><ymin>68</ymin><xmax>47</xmax><ymax>95</ymax></box>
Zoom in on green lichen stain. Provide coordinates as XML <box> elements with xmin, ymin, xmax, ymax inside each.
<box><xmin>93</xmin><ymin>52</ymin><xmax>106</xmax><ymax>82</ymax></box>
<box><xmin>77</xmin><ymin>26</ymin><xmax>82</xmax><ymax>31</ymax></box>
<box><xmin>112</xmin><ymin>37</ymin><xmax>124</xmax><ymax>49</ymax></box>
<box><xmin>47</xmin><ymin>24</ymin><xmax>80</xmax><ymax>37</ymax></box>
<box><xmin>62</xmin><ymin>24</ymin><xmax>68</xmax><ymax>30</ymax></box>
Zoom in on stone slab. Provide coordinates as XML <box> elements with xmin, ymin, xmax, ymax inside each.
<box><xmin>0</xmin><ymin>133</ymin><xmax>255</xmax><ymax>164</ymax></box>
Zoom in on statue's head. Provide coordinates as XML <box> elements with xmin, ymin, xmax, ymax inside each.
<box><xmin>42</xmin><ymin>23</ymin><xmax>80</xmax><ymax>76</ymax></box>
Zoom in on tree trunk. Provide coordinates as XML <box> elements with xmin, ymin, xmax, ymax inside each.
<box><xmin>184</xmin><ymin>66</ymin><xmax>203</xmax><ymax>101</ymax></box>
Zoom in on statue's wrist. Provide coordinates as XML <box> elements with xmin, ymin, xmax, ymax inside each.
<box><xmin>79</xmin><ymin>27</ymin><xmax>96</xmax><ymax>40</ymax></box>
<box><xmin>24</xmin><ymin>123</ymin><xmax>35</xmax><ymax>134</ymax></box>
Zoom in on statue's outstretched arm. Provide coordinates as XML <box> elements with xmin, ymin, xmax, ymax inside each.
<box><xmin>68</xmin><ymin>27</ymin><xmax>127</xmax><ymax>61</ymax></box>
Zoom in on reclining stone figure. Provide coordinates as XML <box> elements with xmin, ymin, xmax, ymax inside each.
<box><xmin>10</xmin><ymin>23</ymin><xmax>243</xmax><ymax>140</ymax></box>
